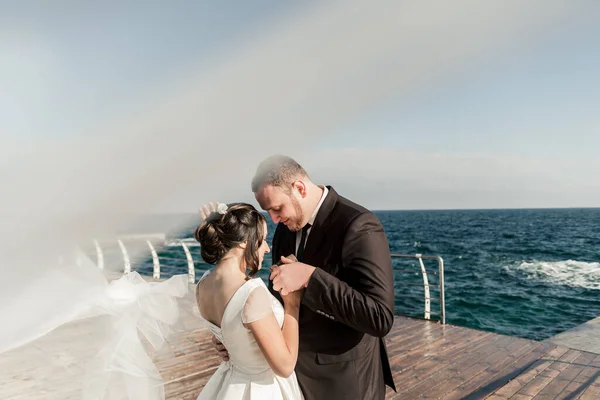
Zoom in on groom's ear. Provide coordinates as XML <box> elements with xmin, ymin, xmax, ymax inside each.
<box><xmin>292</xmin><ymin>180</ymin><xmax>307</xmax><ymax>198</ymax></box>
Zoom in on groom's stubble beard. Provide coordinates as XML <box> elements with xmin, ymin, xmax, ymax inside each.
<box><xmin>288</xmin><ymin>195</ymin><xmax>304</xmax><ymax>232</ymax></box>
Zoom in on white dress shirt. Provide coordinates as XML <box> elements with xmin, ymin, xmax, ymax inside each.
<box><xmin>295</xmin><ymin>185</ymin><xmax>329</xmax><ymax>254</ymax></box>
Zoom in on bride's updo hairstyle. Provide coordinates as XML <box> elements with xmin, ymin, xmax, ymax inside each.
<box><xmin>194</xmin><ymin>203</ymin><xmax>267</xmax><ymax>278</ymax></box>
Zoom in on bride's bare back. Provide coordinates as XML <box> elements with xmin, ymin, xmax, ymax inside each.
<box><xmin>195</xmin><ymin>270</ymin><xmax>246</xmax><ymax>328</ymax></box>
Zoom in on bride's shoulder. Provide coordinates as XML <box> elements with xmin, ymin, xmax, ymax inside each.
<box><xmin>195</xmin><ymin>269</ymin><xmax>215</xmax><ymax>295</ymax></box>
<box><xmin>241</xmin><ymin>278</ymin><xmax>271</xmax><ymax>300</ymax></box>
<box><xmin>245</xmin><ymin>279</ymin><xmax>281</xmax><ymax>309</ymax></box>
<box><xmin>197</xmin><ymin>269</ymin><xmax>214</xmax><ymax>284</ymax></box>
<box><xmin>245</xmin><ymin>277</ymin><xmax>270</xmax><ymax>292</ymax></box>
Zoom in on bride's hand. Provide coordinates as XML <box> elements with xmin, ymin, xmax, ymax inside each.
<box><xmin>211</xmin><ymin>335</ymin><xmax>229</xmax><ymax>361</ymax></box>
<box><xmin>281</xmin><ymin>289</ymin><xmax>303</xmax><ymax>309</ymax></box>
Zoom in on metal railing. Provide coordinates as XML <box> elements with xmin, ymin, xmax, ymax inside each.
<box><xmin>89</xmin><ymin>236</ymin><xmax>445</xmax><ymax>324</ymax></box>
<box><xmin>391</xmin><ymin>254</ymin><xmax>445</xmax><ymax>325</ymax></box>
<box><xmin>92</xmin><ymin>234</ymin><xmax>197</xmax><ymax>283</ymax></box>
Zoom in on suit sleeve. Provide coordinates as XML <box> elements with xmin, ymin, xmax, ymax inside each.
<box><xmin>301</xmin><ymin>212</ymin><xmax>395</xmax><ymax>337</ymax></box>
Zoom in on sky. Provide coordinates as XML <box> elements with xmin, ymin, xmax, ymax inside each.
<box><xmin>1</xmin><ymin>1</ymin><xmax>600</xmax><ymax>212</ymax></box>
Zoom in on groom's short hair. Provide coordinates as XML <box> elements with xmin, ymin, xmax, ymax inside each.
<box><xmin>251</xmin><ymin>155</ymin><xmax>308</xmax><ymax>193</ymax></box>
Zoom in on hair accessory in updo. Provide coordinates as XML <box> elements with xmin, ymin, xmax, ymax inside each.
<box><xmin>216</xmin><ymin>203</ymin><xmax>228</xmax><ymax>215</ymax></box>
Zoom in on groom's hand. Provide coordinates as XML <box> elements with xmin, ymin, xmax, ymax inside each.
<box><xmin>270</xmin><ymin>256</ymin><xmax>316</xmax><ymax>296</ymax></box>
<box><xmin>212</xmin><ymin>336</ymin><xmax>229</xmax><ymax>361</ymax></box>
<box><xmin>199</xmin><ymin>202</ymin><xmax>219</xmax><ymax>221</ymax></box>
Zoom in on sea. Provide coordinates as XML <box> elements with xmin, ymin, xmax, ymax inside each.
<box><xmin>107</xmin><ymin>208</ymin><xmax>600</xmax><ymax>342</ymax></box>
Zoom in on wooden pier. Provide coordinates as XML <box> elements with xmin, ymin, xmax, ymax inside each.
<box><xmin>1</xmin><ymin>286</ymin><xmax>599</xmax><ymax>399</ymax></box>
<box><xmin>156</xmin><ymin>315</ymin><xmax>600</xmax><ymax>400</ymax></box>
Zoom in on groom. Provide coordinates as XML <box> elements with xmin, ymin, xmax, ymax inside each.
<box><xmin>251</xmin><ymin>155</ymin><xmax>396</xmax><ymax>399</ymax></box>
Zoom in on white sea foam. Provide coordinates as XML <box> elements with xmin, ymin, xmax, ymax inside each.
<box><xmin>513</xmin><ymin>260</ymin><xmax>600</xmax><ymax>290</ymax></box>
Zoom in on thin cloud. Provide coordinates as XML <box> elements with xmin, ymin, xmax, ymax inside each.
<box><xmin>304</xmin><ymin>148</ymin><xmax>600</xmax><ymax>210</ymax></box>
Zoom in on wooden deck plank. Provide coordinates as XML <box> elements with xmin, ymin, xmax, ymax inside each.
<box><xmin>408</xmin><ymin>335</ymin><xmax>519</xmax><ymax>399</ymax></box>
<box><xmin>515</xmin><ymin>349</ymin><xmax>583</xmax><ymax>398</ymax></box>
<box><xmin>443</xmin><ymin>340</ymin><xmax>555</xmax><ymax>400</ymax></box>
<box><xmin>387</xmin><ymin>324</ymin><xmax>467</xmax><ymax>363</ymax></box>
<box><xmin>385</xmin><ymin>329</ymin><xmax>495</xmax><ymax>398</ymax></box>
<box><xmin>573</xmin><ymin>354</ymin><xmax>600</xmax><ymax>384</ymax></box>
<box><xmin>486</xmin><ymin>349</ymin><xmax>600</xmax><ymax>400</ymax></box>
<box><xmin>389</xmin><ymin>333</ymin><xmax>515</xmax><ymax>399</ymax></box>
<box><xmin>386</xmin><ymin>334</ymin><xmax>494</xmax><ymax>398</ymax></box>
<box><xmin>578</xmin><ymin>385</ymin><xmax>600</xmax><ymax>400</ymax></box>
<box><xmin>486</xmin><ymin>346</ymin><xmax>571</xmax><ymax>399</ymax></box>
<box><xmin>548</xmin><ymin>352</ymin><xmax>599</xmax><ymax>400</ymax></box>
<box><xmin>462</xmin><ymin>342</ymin><xmax>556</xmax><ymax>400</ymax></box>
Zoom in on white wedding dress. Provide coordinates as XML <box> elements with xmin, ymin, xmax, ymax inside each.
<box><xmin>197</xmin><ymin>270</ymin><xmax>304</xmax><ymax>400</ymax></box>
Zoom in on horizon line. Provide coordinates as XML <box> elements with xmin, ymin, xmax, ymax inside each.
<box><xmin>135</xmin><ymin>206</ymin><xmax>600</xmax><ymax>215</ymax></box>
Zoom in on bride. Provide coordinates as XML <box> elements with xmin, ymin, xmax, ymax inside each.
<box><xmin>194</xmin><ymin>202</ymin><xmax>304</xmax><ymax>400</ymax></box>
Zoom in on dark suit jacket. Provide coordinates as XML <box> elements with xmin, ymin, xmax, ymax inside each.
<box><xmin>268</xmin><ymin>186</ymin><xmax>396</xmax><ymax>400</ymax></box>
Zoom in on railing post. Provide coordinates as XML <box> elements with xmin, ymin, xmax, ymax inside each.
<box><xmin>117</xmin><ymin>239</ymin><xmax>131</xmax><ymax>274</ymax></box>
<box><xmin>390</xmin><ymin>253</ymin><xmax>446</xmax><ymax>324</ymax></box>
<box><xmin>147</xmin><ymin>240</ymin><xmax>160</xmax><ymax>279</ymax></box>
<box><xmin>437</xmin><ymin>256</ymin><xmax>445</xmax><ymax>325</ymax></box>
<box><xmin>416</xmin><ymin>254</ymin><xmax>431</xmax><ymax>320</ymax></box>
<box><xmin>94</xmin><ymin>239</ymin><xmax>104</xmax><ymax>270</ymax></box>
<box><xmin>181</xmin><ymin>243</ymin><xmax>195</xmax><ymax>283</ymax></box>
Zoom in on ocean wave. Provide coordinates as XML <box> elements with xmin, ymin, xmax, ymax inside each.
<box><xmin>510</xmin><ymin>260</ymin><xmax>600</xmax><ymax>290</ymax></box>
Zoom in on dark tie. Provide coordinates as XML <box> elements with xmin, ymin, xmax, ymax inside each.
<box><xmin>296</xmin><ymin>223</ymin><xmax>312</xmax><ymax>262</ymax></box>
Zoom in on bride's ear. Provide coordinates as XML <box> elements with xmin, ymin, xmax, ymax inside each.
<box><xmin>239</xmin><ymin>241</ymin><xmax>247</xmax><ymax>250</ymax></box>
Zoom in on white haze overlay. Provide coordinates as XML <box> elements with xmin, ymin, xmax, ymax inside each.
<box><xmin>513</xmin><ymin>260</ymin><xmax>600</xmax><ymax>290</ymax></box>
<box><xmin>0</xmin><ymin>1</ymin><xmax>589</xmax><ymax>398</ymax></box>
